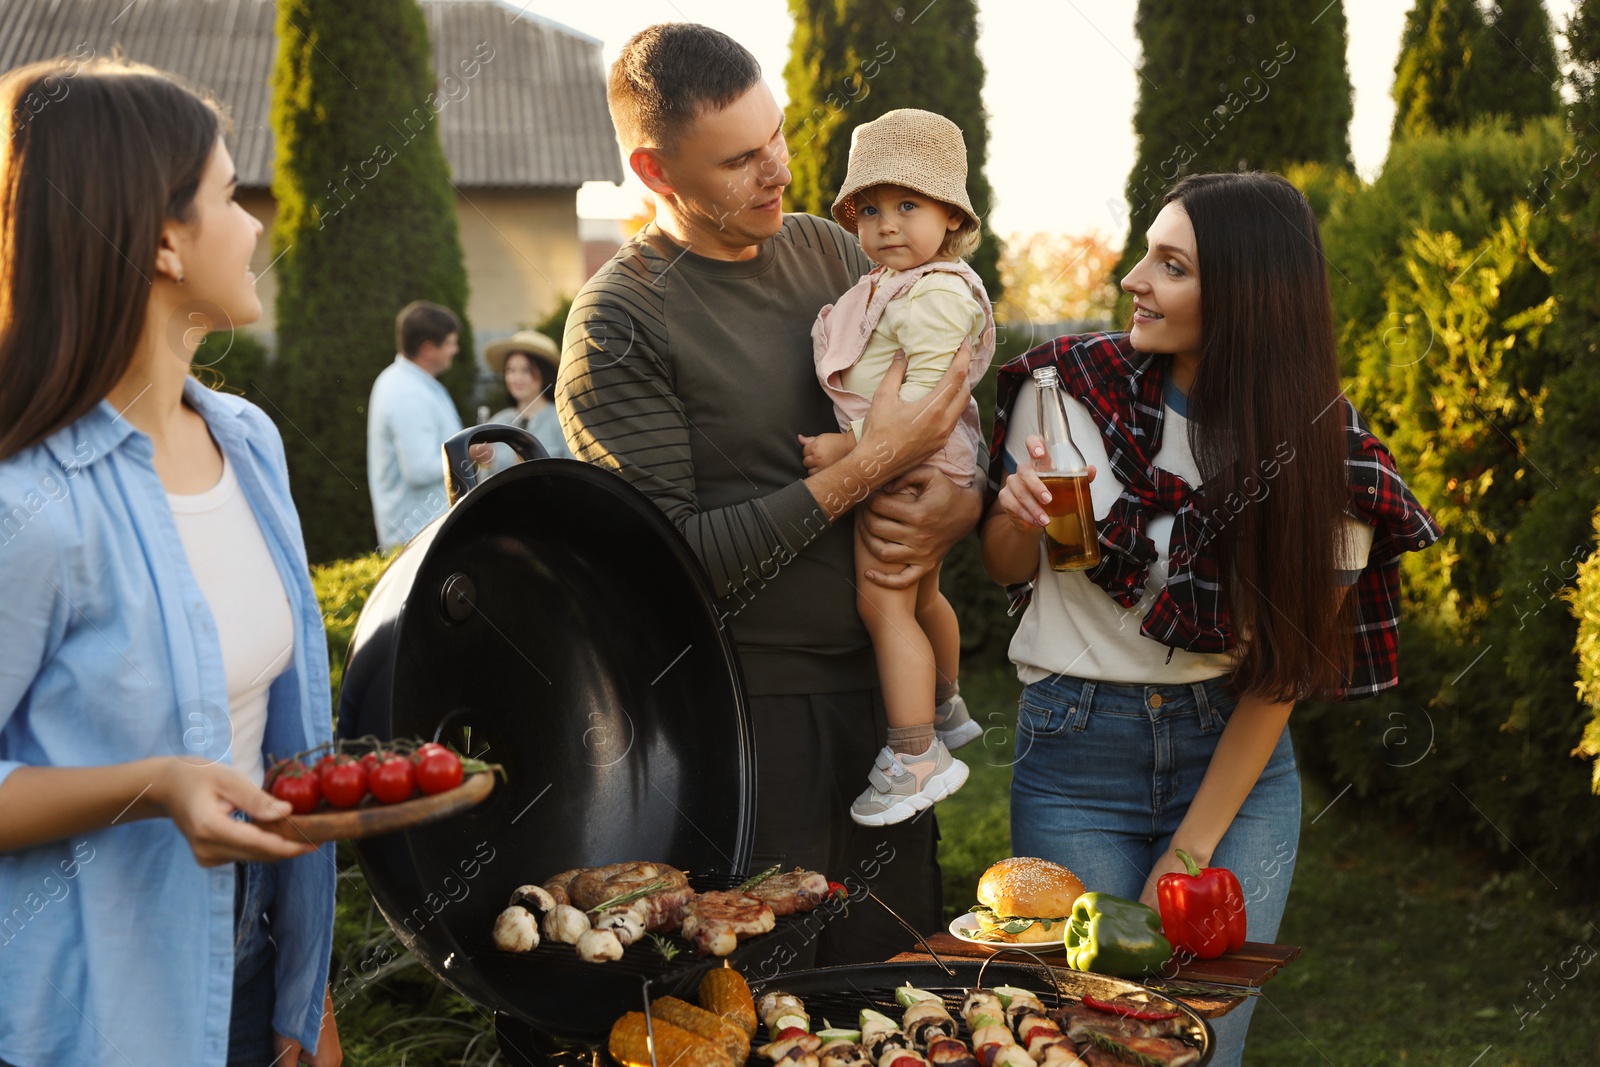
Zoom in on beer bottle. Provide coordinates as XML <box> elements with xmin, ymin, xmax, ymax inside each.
<box><xmin>1032</xmin><ymin>366</ymin><xmax>1100</xmax><ymax>571</ymax></box>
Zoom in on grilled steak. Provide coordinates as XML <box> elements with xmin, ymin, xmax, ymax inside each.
<box><xmin>682</xmin><ymin>891</ymin><xmax>775</xmax><ymax>956</ymax></box>
<box><xmin>746</xmin><ymin>868</ymin><xmax>830</xmax><ymax>916</ymax></box>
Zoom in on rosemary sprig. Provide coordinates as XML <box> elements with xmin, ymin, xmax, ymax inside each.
<box><xmin>647</xmin><ymin>933</ymin><xmax>680</xmax><ymax>962</ymax></box>
<box><xmin>588</xmin><ymin>878</ymin><xmax>669</xmax><ymax>914</ymax></box>
<box><xmin>1144</xmin><ymin>980</ymin><xmax>1261</xmax><ymax>998</ymax></box>
<box><xmin>1085</xmin><ymin>1030</ymin><xmax>1166</xmax><ymax>1067</ymax></box>
<box><xmin>737</xmin><ymin>863</ymin><xmax>781</xmax><ymax>892</ymax></box>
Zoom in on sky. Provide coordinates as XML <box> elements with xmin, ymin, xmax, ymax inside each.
<box><xmin>488</xmin><ymin>0</ymin><xmax>1578</xmax><ymax>241</ymax></box>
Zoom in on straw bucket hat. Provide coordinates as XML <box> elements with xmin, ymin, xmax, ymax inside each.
<box><xmin>484</xmin><ymin>330</ymin><xmax>560</xmax><ymax>385</ymax></box>
<box><xmin>831</xmin><ymin>109</ymin><xmax>979</xmax><ymax>235</ymax></box>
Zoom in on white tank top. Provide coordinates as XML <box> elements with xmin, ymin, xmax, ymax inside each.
<box><xmin>167</xmin><ymin>455</ymin><xmax>294</xmax><ymax>786</ymax></box>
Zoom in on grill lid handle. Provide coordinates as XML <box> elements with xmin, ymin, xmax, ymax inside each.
<box><xmin>443</xmin><ymin>424</ymin><xmax>549</xmax><ymax>507</ymax></box>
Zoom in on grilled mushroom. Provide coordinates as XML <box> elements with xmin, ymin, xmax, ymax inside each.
<box><xmin>509</xmin><ymin>884</ymin><xmax>558</xmax><ymax>915</ymax></box>
<box><xmin>492</xmin><ymin>905</ymin><xmax>540</xmax><ymax>953</ymax></box>
<box><xmin>594</xmin><ymin>905</ymin><xmax>647</xmax><ymax>947</ymax></box>
<box><xmin>542</xmin><ymin>903</ymin><xmax>590</xmax><ymax>945</ymax></box>
<box><xmin>575</xmin><ymin>927</ymin><xmax>625</xmax><ymax>963</ymax></box>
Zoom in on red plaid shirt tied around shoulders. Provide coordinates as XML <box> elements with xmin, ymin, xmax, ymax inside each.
<box><xmin>985</xmin><ymin>332</ymin><xmax>1442</xmax><ymax>702</ymax></box>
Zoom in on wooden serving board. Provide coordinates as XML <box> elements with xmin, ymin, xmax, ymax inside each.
<box><xmin>258</xmin><ymin>772</ymin><xmax>494</xmax><ymax>843</ymax></box>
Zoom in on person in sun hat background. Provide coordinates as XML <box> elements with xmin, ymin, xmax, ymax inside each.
<box><xmin>485</xmin><ymin>330</ymin><xmax>572</xmax><ymax>461</ymax></box>
<box><xmin>799</xmin><ymin>108</ymin><xmax>996</xmax><ymax>828</ymax></box>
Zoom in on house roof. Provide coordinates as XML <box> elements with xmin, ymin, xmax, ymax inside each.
<box><xmin>0</xmin><ymin>0</ymin><xmax>625</xmax><ymax>189</ymax></box>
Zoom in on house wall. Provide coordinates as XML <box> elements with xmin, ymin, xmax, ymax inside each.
<box><xmin>237</xmin><ymin>187</ymin><xmax>583</xmax><ymax>360</ymax></box>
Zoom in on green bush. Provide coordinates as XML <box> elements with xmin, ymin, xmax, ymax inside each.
<box><xmin>312</xmin><ymin>551</ymin><xmax>394</xmax><ymax>711</ymax></box>
<box><xmin>1292</xmin><ymin>113</ymin><xmax>1600</xmax><ymax>883</ymax></box>
<box><xmin>199</xmin><ymin>327</ymin><xmax>275</xmax><ymax>405</ymax></box>
<box><xmin>1572</xmin><ymin>512</ymin><xmax>1600</xmax><ymax>793</ymax></box>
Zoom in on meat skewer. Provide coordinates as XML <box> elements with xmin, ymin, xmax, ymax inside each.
<box><xmin>924</xmin><ymin>1034</ymin><xmax>979</xmax><ymax>1067</ymax></box>
<box><xmin>755</xmin><ymin>991</ymin><xmax>821</xmax><ymax>1067</ymax></box>
<box><xmin>819</xmin><ymin>1042</ymin><xmax>871</xmax><ymax>1067</ymax></box>
<box><xmin>894</xmin><ymin>986</ymin><xmax>958</xmax><ymax>1050</ymax></box>
<box><xmin>959</xmin><ymin>990</ymin><xmax>1042</xmax><ymax>1067</ymax></box>
<box><xmin>858</xmin><ymin>1008</ymin><xmax>910</xmax><ymax>1064</ymax></box>
<box><xmin>993</xmin><ymin>987</ymin><xmax>1084</xmax><ymax>1067</ymax></box>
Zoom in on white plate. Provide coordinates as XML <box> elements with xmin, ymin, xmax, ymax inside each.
<box><xmin>947</xmin><ymin>912</ymin><xmax>1066</xmax><ymax>955</ymax></box>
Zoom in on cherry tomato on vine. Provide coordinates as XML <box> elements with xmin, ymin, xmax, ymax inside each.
<box><xmin>270</xmin><ymin>762</ymin><xmax>320</xmax><ymax>815</ymax></box>
<box><xmin>359</xmin><ymin>750</ymin><xmax>383</xmax><ymax>776</ymax></box>
<box><xmin>415</xmin><ymin>750</ymin><xmax>464</xmax><ymax>796</ymax></box>
<box><xmin>412</xmin><ymin>742</ymin><xmax>448</xmax><ymax>764</ymax></box>
<box><xmin>369</xmin><ymin>756</ymin><xmax>416</xmax><ymax>805</ymax></box>
<box><xmin>320</xmin><ymin>759</ymin><xmax>368</xmax><ymax>809</ymax></box>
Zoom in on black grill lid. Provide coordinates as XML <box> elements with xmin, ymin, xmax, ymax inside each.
<box><xmin>337</xmin><ymin>427</ymin><xmax>757</xmax><ymax>1030</ymax></box>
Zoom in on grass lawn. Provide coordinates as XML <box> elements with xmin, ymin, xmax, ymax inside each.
<box><xmin>940</xmin><ymin>666</ymin><xmax>1600</xmax><ymax>1066</ymax></box>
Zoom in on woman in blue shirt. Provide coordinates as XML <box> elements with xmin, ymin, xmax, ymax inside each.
<box><xmin>0</xmin><ymin>60</ymin><xmax>339</xmax><ymax>1065</ymax></box>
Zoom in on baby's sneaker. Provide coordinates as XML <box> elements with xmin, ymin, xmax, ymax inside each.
<box><xmin>934</xmin><ymin>691</ymin><xmax>982</xmax><ymax>750</ymax></box>
<box><xmin>849</xmin><ymin>739</ymin><xmax>969</xmax><ymax>827</ymax></box>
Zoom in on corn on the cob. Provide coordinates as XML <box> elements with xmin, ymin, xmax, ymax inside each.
<box><xmin>652</xmin><ymin>996</ymin><xmax>751</xmax><ymax>1063</ymax></box>
<box><xmin>698</xmin><ymin>964</ymin><xmax>758</xmax><ymax>1039</ymax></box>
<box><xmin>608</xmin><ymin>1011</ymin><xmax>734</xmax><ymax>1067</ymax></box>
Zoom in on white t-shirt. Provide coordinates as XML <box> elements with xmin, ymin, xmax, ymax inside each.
<box><xmin>1003</xmin><ymin>378</ymin><xmax>1374</xmax><ymax>687</ymax></box>
<box><xmin>168</xmin><ymin>455</ymin><xmax>294</xmax><ymax>785</ymax></box>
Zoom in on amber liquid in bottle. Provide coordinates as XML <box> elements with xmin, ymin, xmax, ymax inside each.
<box><xmin>1040</xmin><ymin>472</ymin><xmax>1100</xmax><ymax>571</ymax></box>
<box><xmin>1032</xmin><ymin>366</ymin><xmax>1100</xmax><ymax>572</ymax></box>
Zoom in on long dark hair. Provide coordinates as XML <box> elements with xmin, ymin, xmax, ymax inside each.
<box><xmin>0</xmin><ymin>58</ymin><xmax>224</xmax><ymax>461</ymax></box>
<box><xmin>1168</xmin><ymin>171</ymin><xmax>1352</xmax><ymax>701</ymax></box>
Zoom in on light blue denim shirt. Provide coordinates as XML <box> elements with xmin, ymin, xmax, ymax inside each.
<box><xmin>367</xmin><ymin>353</ymin><xmax>464</xmax><ymax>549</ymax></box>
<box><xmin>0</xmin><ymin>379</ymin><xmax>336</xmax><ymax>1066</ymax></box>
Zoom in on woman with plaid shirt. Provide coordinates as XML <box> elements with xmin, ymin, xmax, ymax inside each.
<box><xmin>981</xmin><ymin>172</ymin><xmax>1438</xmax><ymax>1066</ymax></box>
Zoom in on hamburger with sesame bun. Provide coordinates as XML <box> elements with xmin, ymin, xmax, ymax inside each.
<box><xmin>971</xmin><ymin>857</ymin><xmax>1086</xmax><ymax>944</ymax></box>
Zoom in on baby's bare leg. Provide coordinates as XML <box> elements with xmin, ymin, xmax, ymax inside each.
<box><xmin>856</xmin><ymin>515</ymin><xmax>935</xmax><ymax>731</ymax></box>
<box><xmin>914</xmin><ymin>560</ymin><xmax>960</xmax><ymax>694</ymax></box>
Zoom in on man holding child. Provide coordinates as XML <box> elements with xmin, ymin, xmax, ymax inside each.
<box><xmin>556</xmin><ymin>23</ymin><xmax>980</xmax><ymax>966</ymax></box>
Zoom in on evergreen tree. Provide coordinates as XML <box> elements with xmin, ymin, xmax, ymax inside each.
<box><xmin>782</xmin><ymin>0</ymin><xmax>1001</xmax><ymax>295</ymax></box>
<box><xmin>269</xmin><ymin>0</ymin><xmax>474</xmax><ymax>562</ymax></box>
<box><xmin>1391</xmin><ymin>0</ymin><xmax>1485</xmax><ymax>140</ymax></box>
<box><xmin>1113</xmin><ymin>0</ymin><xmax>1354</xmax><ymax>288</ymax></box>
<box><xmin>1468</xmin><ymin>0</ymin><xmax>1561</xmax><ymax>124</ymax></box>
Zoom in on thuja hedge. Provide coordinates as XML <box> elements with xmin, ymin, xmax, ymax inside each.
<box><xmin>268</xmin><ymin>0</ymin><xmax>475</xmax><ymax>565</ymax></box>
<box><xmin>1289</xmin><ymin>115</ymin><xmax>1600</xmax><ymax>883</ymax></box>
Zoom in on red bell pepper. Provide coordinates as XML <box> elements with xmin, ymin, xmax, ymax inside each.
<box><xmin>1156</xmin><ymin>849</ymin><xmax>1247</xmax><ymax>960</ymax></box>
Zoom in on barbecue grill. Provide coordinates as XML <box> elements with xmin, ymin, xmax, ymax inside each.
<box><xmin>335</xmin><ymin>426</ymin><xmax>1213</xmax><ymax>1066</ymax></box>
<box><xmin>336</xmin><ymin>426</ymin><xmax>814</xmax><ymax>1056</ymax></box>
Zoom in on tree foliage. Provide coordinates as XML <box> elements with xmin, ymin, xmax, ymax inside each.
<box><xmin>994</xmin><ymin>231</ymin><xmax>1119</xmax><ymax>330</ymax></box>
<box><xmin>1392</xmin><ymin>0</ymin><xmax>1560</xmax><ymax>141</ymax></box>
<box><xmin>782</xmin><ymin>0</ymin><xmax>1002</xmax><ymax>295</ymax></box>
<box><xmin>269</xmin><ymin>0</ymin><xmax>474</xmax><ymax>562</ymax></box>
<box><xmin>1113</xmin><ymin>0</ymin><xmax>1354</xmax><ymax>286</ymax></box>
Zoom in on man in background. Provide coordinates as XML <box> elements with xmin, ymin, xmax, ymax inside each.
<box><xmin>366</xmin><ymin>300</ymin><xmax>463</xmax><ymax>549</ymax></box>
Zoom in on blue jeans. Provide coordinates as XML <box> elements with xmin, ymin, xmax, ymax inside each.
<box><xmin>1009</xmin><ymin>673</ymin><xmax>1300</xmax><ymax>1067</ymax></box>
<box><xmin>229</xmin><ymin>861</ymin><xmax>279</xmax><ymax>1067</ymax></box>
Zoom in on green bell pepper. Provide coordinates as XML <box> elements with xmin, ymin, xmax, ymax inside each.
<box><xmin>1064</xmin><ymin>892</ymin><xmax>1173</xmax><ymax>977</ymax></box>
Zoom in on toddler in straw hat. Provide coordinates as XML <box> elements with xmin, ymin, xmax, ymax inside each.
<box><xmin>800</xmin><ymin>108</ymin><xmax>996</xmax><ymax>827</ymax></box>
